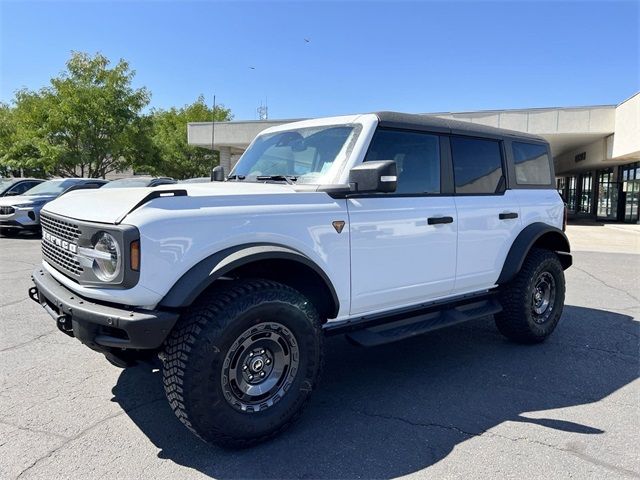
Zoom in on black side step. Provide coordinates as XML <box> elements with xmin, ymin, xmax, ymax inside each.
<box><xmin>345</xmin><ymin>298</ymin><xmax>502</xmax><ymax>347</ymax></box>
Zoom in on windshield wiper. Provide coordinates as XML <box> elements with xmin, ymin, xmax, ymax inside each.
<box><xmin>227</xmin><ymin>174</ymin><xmax>246</xmax><ymax>181</ymax></box>
<box><xmin>256</xmin><ymin>175</ymin><xmax>298</xmax><ymax>185</ymax></box>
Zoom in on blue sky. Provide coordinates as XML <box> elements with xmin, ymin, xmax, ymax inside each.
<box><xmin>1</xmin><ymin>1</ymin><xmax>638</xmax><ymax>120</ymax></box>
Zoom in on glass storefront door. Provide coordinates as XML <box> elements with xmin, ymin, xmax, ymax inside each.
<box><xmin>566</xmin><ymin>176</ymin><xmax>578</xmax><ymax>213</ymax></box>
<box><xmin>622</xmin><ymin>162</ymin><xmax>640</xmax><ymax>223</ymax></box>
<box><xmin>578</xmin><ymin>172</ymin><xmax>593</xmax><ymax>214</ymax></box>
<box><xmin>596</xmin><ymin>168</ymin><xmax>618</xmax><ymax>220</ymax></box>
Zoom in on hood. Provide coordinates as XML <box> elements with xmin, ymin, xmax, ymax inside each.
<box><xmin>0</xmin><ymin>194</ymin><xmax>55</xmax><ymax>207</ymax></box>
<box><xmin>42</xmin><ymin>182</ymin><xmax>298</xmax><ymax>224</ymax></box>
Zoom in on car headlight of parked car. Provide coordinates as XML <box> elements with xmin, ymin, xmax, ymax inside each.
<box><xmin>78</xmin><ymin>232</ymin><xmax>122</xmax><ymax>282</ymax></box>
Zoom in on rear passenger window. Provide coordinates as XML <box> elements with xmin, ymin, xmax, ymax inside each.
<box><xmin>364</xmin><ymin>129</ymin><xmax>440</xmax><ymax>194</ymax></box>
<box><xmin>451</xmin><ymin>137</ymin><xmax>504</xmax><ymax>194</ymax></box>
<box><xmin>512</xmin><ymin>142</ymin><xmax>551</xmax><ymax>185</ymax></box>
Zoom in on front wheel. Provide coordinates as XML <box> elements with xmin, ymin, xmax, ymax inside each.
<box><xmin>161</xmin><ymin>280</ymin><xmax>323</xmax><ymax>448</ymax></box>
<box><xmin>495</xmin><ymin>248</ymin><xmax>566</xmax><ymax>343</ymax></box>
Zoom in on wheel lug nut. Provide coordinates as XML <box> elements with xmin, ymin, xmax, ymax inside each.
<box><xmin>260</xmin><ymin>372</ymin><xmax>265</xmax><ymax>377</ymax></box>
<box><xmin>260</xmin><ymin>349</ymin><xmax>265</xmax><ymax>354</ymax></box>
<box><xmin>249</xmin><ymin>352</ymin><xmax>254</xmax><ymax>357</ymax></box>
<box><xmin>243</xmin><ymin>365</ymin><xmax>248</xmax><ymax>371</ymax></box>
<box><xmin>265</xmin><ymin>359</ymin><xmax>271</xmax><ymax>365</ymax></box>
<box><xmin>248</xmin><ymin>374</ymin><xmax>254</xmax><ymax>380</ymax></box>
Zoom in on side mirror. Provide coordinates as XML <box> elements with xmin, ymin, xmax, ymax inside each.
<box><xmin>211</xmin><ymin>166</ymin><xmax>225</xmax><ymax>182</ymax></box>
<box><xmin>348</xmin><ymin>160</ymin><xmax>397</xmax><ymax>193</ymax></box>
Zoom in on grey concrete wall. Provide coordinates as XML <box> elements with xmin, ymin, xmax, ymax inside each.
<box><xmin>612</xmin><ymin>93</ymin><xmax>640</xmax><ymax>160</ymax></box>
<box><xmin>555</xmin><ymin>138</ymin><xmax>609</xmax><ymax>175</ymax></box>
<box><xmin>188</xmin><ymin>120</ymin><xmax>299</xmax><ymax>149</ymax></box>
<box><xmin>219</xmin><ymin>147</ymin><xmax>232</xmax><ymax>172</ymax></box>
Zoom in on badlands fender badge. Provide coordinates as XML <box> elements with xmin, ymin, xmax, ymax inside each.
<box><xmin>332</xmin><ymin>221</ymin><xmax>345</xmax><ymax>234</ymax></box>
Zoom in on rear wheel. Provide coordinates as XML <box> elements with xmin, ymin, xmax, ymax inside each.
<box><xmin>161</xmin><ymin>279</ymin><xmax>323</xmax><ymax>448</ymax></box>
<box><xmin>495</xmin><ymin>248</ymin><xmax>565</xmax><ymax>343</ymax></box>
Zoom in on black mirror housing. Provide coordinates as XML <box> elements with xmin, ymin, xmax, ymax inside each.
<box><xmin>211</xmin><ymin>166</ymin><xmax>225</xmax><ymax>182</ymax></box>
<box><xmin>349</xmin><ymin>160</ymin><xmax>397</xmax><ymax>193</ymax></box>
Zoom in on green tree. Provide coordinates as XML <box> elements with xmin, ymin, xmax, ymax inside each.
<box><xmin>149</xmin><ymin>96</ymin><xmax>232</xmax><ymax>180</ymax></box>
<box><xmin>0</xmin><ymin>103</ymin><xmax>17</xmax><ymax>176</ymax></box>
<box><xmin>0</xmin><ymin>52</ymin><xmax>153</xmax><ymax>178</ymax></box>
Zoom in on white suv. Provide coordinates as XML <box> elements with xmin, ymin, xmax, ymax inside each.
<box><xmin>29</xmin><ymin>112</ymin><xmax>572</xmax><ymax>448</ymax></box>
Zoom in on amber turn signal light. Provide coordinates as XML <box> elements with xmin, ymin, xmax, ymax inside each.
<box><xmin>130</xmin><ymin>240</ymin><xmax>140</xmax><ymax>271</ymax></box>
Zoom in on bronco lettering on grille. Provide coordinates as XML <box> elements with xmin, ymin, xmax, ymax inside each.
<box><xmin>42</xmin><ymin>231</ymin><xmax>78</xmax><ymax>254</ymax></box>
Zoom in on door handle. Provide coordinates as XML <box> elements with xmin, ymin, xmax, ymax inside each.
<box><xmin>499</xmin><ymin>212</ymin><xmax>518</xmax><ymax>220</ymax></box>
<box><xmin>428</xmin><ymin>216</ymin><xmax>454</xmax><ymax>225</ymax></box>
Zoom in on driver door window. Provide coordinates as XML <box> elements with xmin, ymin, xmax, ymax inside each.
<box><xmin>364</xmin><ymin>129</ymin><xmax>441</xmax><ymax>194</ymax></box>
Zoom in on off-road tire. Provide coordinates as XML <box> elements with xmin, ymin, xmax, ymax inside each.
<box><xmin>161</xmin><ymin>279</ymin><xmax>323</xmax><ymax>448</ymax></box>
<box><xmin>495</xmin><ymin>248</ymin><xmax>565</xmax><ymax>344</ymax></box>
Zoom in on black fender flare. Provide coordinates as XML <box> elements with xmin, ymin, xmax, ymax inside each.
<box><xmin>497</xmin><ymin>223</ymin><xmax>572</xmax><ymax>285</ymax></box>
<box><xmin>159</xmin><ymin>243</ymin><xmax>340</xmax><ymax>316</ymax></box>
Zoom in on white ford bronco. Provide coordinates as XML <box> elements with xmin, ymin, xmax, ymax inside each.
<box><xmin>29</xmin><ymin>112</ymin><xmax>572</xmax><ymax>448</ymax></box>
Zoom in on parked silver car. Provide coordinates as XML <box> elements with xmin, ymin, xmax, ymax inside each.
<box><xmin>0</xmin><ymin>178</ymin><xmax>107</xmax><ymax>236</ymax></box>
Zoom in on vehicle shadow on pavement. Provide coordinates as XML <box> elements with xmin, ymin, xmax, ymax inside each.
<box><xmin>111</xmin><ymin>305</ymin><xmax>639</xmax><ymax>479</ymax></box>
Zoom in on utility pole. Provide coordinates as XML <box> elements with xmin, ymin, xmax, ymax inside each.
<box><xmin>211</xmin><ymin>94</ymin><xmax>216</xmax><ymax>168</ymax></box>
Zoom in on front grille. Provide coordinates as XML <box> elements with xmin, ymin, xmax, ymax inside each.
<box><xmin>0</xmin><ymin>206</ymin><xmax>15</xmax><ymax>215</ymax></box>
<box><xmin>42</xmin><ymin>240</ymin><xmax>83</xmax><ymax>276</ymax></box>
<box><xmin>40</xmin><ymin>214</ymin><xmax>82</xmax><ymax>242</ymax></box>
<box><xmin>40</xmin><ymin>213</ymin><xmax>83</xmax><ymax>277</ymax></box>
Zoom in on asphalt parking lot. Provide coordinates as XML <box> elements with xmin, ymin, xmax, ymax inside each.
<box><xmin>1</xmin><ymin>225</ymin><xmax>638</xmax><ymax>479</ymax></box>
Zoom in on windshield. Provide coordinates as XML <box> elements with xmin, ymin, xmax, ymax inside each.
<box><xmin>231</xmin><ymin>124</ymin><xmax>361</xmax><ymax>184</ymax></box>
<box><xmin>23</xmin><ymin>179</ymin><xmax>82</xmax><ymax>196</ymax></box>
<box><xmin>102</xmin><ymin>178</ymin><xmax>152</xmax><ymax>189</ymax></box>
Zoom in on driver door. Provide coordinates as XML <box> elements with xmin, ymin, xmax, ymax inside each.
<box><xmin>348</xmin><ymin>129</ymin><xmax>457</xmax><ymax>315</ymax></box>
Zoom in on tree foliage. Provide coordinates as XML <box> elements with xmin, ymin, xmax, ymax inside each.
<box><xmin>0</xmin><ymin>52</ymin><xmax>153</xmax><ymax>178</ymax></box>
<box><xmin>148</xmin><ymin>96</ymin><xmax>232</xmax><ymax>179</ymax></box>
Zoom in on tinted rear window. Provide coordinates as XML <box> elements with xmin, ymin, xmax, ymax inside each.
<box><xmin>513</xmin><ymin>142</ymin><xmax>551</xmax><ymax>185</ymax></box>
<box><xmin>451</xmin><ymin>137</ymin><xmax>503</xmax><ymax>194</ymax></box>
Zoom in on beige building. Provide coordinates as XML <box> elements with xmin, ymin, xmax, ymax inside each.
<box><xmin>188</xmin><ymin>92</ymin><xmax>640</xmax><ymax>223</ymax></box>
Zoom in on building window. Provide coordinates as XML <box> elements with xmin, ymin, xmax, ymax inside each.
<box><xmin>578</xmin><ymin>172</ymin><xmax>593</xmax><ymax>214</ymax></box>
<box><xmin>596</xmin><ymin>168</ymin><xmax>617</xmax><ymax>220</ymax></box>
<box><xmin>512</xmin><ymin>142</ymin><xmax>551</xmax><ymax>185</ymax></box>
<box><xmin>451</xmin><ymin>137</ymin><xmax>504</xmax><ymax>194</ymax></box>
<box><xmin>621</xmin><ymin>162</ymin><xmax>640</xmax><ymax>223</ymax></box>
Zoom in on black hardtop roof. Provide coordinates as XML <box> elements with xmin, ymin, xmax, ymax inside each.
<box><xmin>374</xmin><ymin>111</ymin><xmax>546</xmax><ymax>143</ymax></box>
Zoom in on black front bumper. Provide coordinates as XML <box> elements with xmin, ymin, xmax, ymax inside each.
<box><xmin>30</xmin><ymin>267</ymin><xmax>179</xmax><ymax>352</ymax></box>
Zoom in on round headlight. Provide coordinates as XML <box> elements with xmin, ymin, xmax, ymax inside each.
<box><xmin>92</xmin><ymin>232</ymin><xmax>121</xmax><ymax>281</ymax></box>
